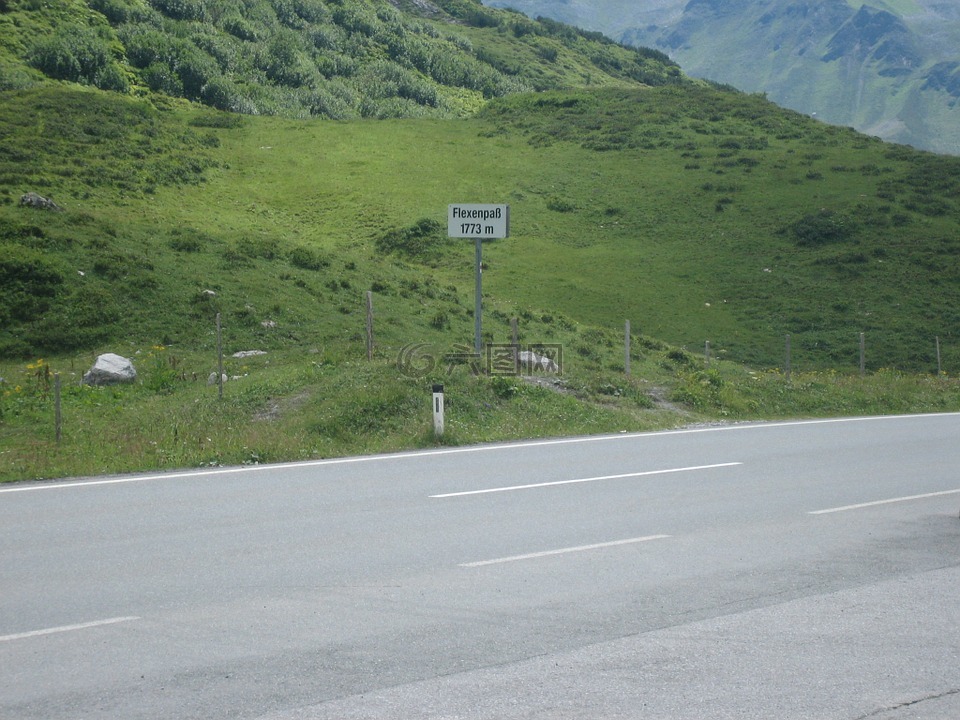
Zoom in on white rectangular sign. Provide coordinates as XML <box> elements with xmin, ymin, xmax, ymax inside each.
<box><xmin>448</xmin><ymin>204</ymin><xmax>510</xmax><ymax>239</ymax></box>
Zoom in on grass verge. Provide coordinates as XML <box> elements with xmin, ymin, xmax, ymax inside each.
<box><xmin>3</xmin><ymin>343</ymin><xmax>959</xmax><ymax>484</ymax></box>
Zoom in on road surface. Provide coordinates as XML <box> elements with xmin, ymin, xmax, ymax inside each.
<box><xmin>2</xmin><ymin>413</ymin><xmax>959</xmax><ymax>719</ymax></box>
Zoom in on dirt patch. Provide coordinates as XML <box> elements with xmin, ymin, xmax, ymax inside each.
<box><xmin>521</xmin><ymin>375</ymin><xmax>571</xmax><ymax>394</ymax></box>
<box><xmin>646</xmin><ymin>385</ymin><xmax>687</xmax><ymax>413</ymax></box>
<box><xmin>253</xmin><ymin>391</ymin><xmax>311</xmax><ymax>422</ymax></box>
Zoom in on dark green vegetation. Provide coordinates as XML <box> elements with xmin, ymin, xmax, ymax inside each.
<box><xmin>1</xmin><ymin>0</ymin><xmax>960</xmax><ymax>482</ymax></box>
<box><xmin>0</xmin><ymin>0</ymin><xmax>681</xmax><ymax>118</ymax></box>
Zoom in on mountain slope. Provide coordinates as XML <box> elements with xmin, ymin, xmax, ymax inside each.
<box><xmin>2</xmin><ymin>2</ymin><xmax>960</xmax><ymax>483</ymax></box>
<box><xmin>0</xmin><ymin>0</ymin><xmax>683</xmax><ymax>119</ymax></box>
<box><xmin>3</xmin><ymin>81</ymin><xmax>960</xmax><ymax>373</ymax></box>
<box><xmin>484</xmin><ymin>0</ymin><xmax>960</xmax><ymax>155</ymax></box>
<box><xmin>0</xmin><ymin>0</ymin><xmax>959</xmax><ymax>375</ymax></box>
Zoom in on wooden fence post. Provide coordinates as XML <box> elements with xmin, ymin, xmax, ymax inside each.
<box><xmin>365</xmin><ymin>291</ymin><xmax>374</xmax><ymax>361</ymax></box>
<box><xmin>859</xmin><ymin>332</ymin><xmax>866</xmax><ymax>377</ymax></box>
<box><xmin>624</xmin><ymin>320</ymin><xmax>631</xmax><ymax>376</ymax></box>
<box><xmin>54</xmin><ymin>372</ymin><xmax>62</xmax><ymax>443</ymax></box>
<box><xmin>785</xmin><ymin>333</ymin><xmax>792</xmax><ymax>381</ymax></box>
<box><xmin>216</xmin><ymin>312</ymin><xmax>224</xmax><ymax>400</ymax></box>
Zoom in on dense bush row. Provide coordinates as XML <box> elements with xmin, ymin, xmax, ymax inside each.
<box><xmin>10</xmin><ymin>0</ymin><xmax>682</xmax><ymax>119</ymax></box>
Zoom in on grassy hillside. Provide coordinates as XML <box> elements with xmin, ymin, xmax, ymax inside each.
<box><xmin>2</xmin><ymin>1</ymin><xmax>960</xmax><ymax>482</ymax></box>
<box><xmin>4</xmin><ymin>83</ymin><xmax>960</xmax><ymax>370</ymax></box>
<box><xmin>0</xmin><ymin>0</ymin><xmax>681</xmax><ymax>118</ymax></box>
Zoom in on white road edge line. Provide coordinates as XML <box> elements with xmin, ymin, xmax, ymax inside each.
<box><xmin>809</xmin><ymin>488</ymin><xmax>960</xmax><ymax>515</ymax></box>
<box><xmin>2</xmin><ymin>412</ymin><xmax>956</xmax><ymax>494</ymax></box>
<box><xmin>431</xmin><ymin>462</ymin><xmax>742</xmax><ymax>498</ymax></box>
<box><xmin>0</xmin><ymin>616</ymin><xmax>140</xmax><ymax>643</ymax></box>
<box><xmin>461</xmin><ymin>535</ymin><xmax>672</xmax><ymax>568</ymax></box>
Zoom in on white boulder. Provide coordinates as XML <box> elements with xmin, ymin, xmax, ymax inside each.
<box><xmin>82</xmin><ymin>353</ymin><xmax>137</xmax><ymax>385</ymax></box>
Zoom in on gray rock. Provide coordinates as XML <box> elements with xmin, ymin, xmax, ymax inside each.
<box><xmin>82</xmin><ymin>353</ymin><xmax>137</xmax><ymax>385</ymax></box>
<box><xmin>20</xmin><ymin>192</ymin><xmax>63</xmax><ymax>211</ymax></box>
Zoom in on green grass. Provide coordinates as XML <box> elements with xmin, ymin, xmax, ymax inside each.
<box><xmin>0</xmin><ymin>341</ymin><xmax>674</xmax><ymax>482</ymax></box>
<box><xmin>3</xmin><ymin>85</ymin><xmax>958</xmax><ymax>376</ymax></box>
<box><xmin>4</xmin><ymin>339</ymin><xmax>960</xmax><ymax>483</ymax></box>
<box><xmin>0</xmin><ymin>2</ymin><xmax>959</xmax><ymax>483</ymax></box>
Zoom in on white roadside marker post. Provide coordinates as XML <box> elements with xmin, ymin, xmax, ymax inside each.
<box><xmin>433</xmin><ymin>383</ymin><xmax>445</xmax><ymax>438</ymax></box>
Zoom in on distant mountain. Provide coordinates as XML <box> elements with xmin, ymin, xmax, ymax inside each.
<box><xmin>483</xmin><ymin>0</ymin><xmax>960</xmax><ymax>155</ymax></box>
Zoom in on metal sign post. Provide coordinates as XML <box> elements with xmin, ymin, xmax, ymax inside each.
<box><xmin>474</xmin><ymin>237</ymin><xmax>483</xmax><ymax>356</ymax></box>
<box><xmin>448</xmin><ymin>204</ymin><xmax>510</xmax><ymax>357</ymax></box>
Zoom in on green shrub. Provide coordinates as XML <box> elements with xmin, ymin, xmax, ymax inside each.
<box><xmin>459</xmin><ymin>7</ymin><xmax>501</xmax><ymax>29</ymax></box>
<box><xmin>376</xmin><ymin>218</ymin><xmax>445</xmax><ymax>257</ymax></box>
<box><xmin>235</xmin><ymin>235</ymin><xmax>280</xmax><ymax>260</ymax></box>
<box><xmin>29</xmin><ymin>283</ymin><xmax>120</xmax><ymax>353</ymax></box>
<box><xmin>176</xmin><ymin>47</ymin><xmax>220</xmax><ymax>100</ymax></box>
<box><xmin>546</xmin><ymin>197</ymin><xmax>576</xmax><ymax>213</ymax></box>
<box><xmin>121</xmin><ymin>26</ymin><xmax>175</xmax><ymax>69</ymax></box>
<box><xmin>430</xmin><ymin>311</ymin><xmax>449</xmax><ymax>330</ymax></box>
<box><xmin>309</xmin><ymin>84</ymin><xmax>356</xmax><ymax>119</ymax></box>
<box><xmin>490</xmin><ymin>375</ymin><xmax>521</xmax><ymax>399</ymax></box>
<box><xmin>288</xmin><ymin>246</ymin><xmax>330</xmax><ymax>271</ymax></box>
<box><xmin>258</xmin><ymin>31</ymin><xmax>315</xmax><ymax>88</ymax></box>
<box><xmin>787</xmin><ymin>209</ymin><xmax>857</xmax><ymax>247</ymax></box>
<box><xmin>200</xmin><ymin>76</ymin><xmax>240</xmax><ymax>111</ymax></box>
<box><xmin>95</xmin><ymin>64</ymin><xmax>130</xmax><ymax>92</ymax></box>
<box><xmin>27</xmin><ymin>25</ymin><xmax>111</xmax><ymax>86</ymax></box>
<box><xmin>671</xmin><ymin>368</ymin><xmax>723</xmax><ymax>409</ymax></box>
<box><xmin>0</xmin><ymin>243</ymin><xmax>64</xmax><ymax>324</ymax></box>
<box><xmin>88</xmin><ymin>0</ymin><xmax>149</xmax><ymax>24</ymax></box>
<box><xmin>665</xmin><ymin>348</ymin><xmax>696</xmax><ymax>367</ymax></box>
<box><xmin>0</xmin><ymin>221</ymin><xmax>46</xmax><ymax>244</ymax></box>
<box><xmin>537</xmin><ymin>45</ymin><xmax>559</xmax><ymax>63</ymax></box>
<box><xmin>143</xmin><ymin>61</ymin><xmax>183</xmax><ymax>95</ymax></box>
<box><xmin>148</xmin><ymin>0</ymin><xmax>206</xmax><ymax>22</ymax></box>
<box><xmin>142</xmin><ymin>347</ymin><xmax>181</xmax><ymax>394</ymax></box>
<box><xmin>123</xmin><ymin>25</ymin><xmax>220</xmax><ymax>100</ymax></box>
<box><xmin>222</xmin><ymin>13</ymin><xmax>258</xmax><ymax>41</ymax></box>
<box><xmin>355</xmin><ymin>61</ymin><xmax>440</xmax><ymax>107</ymax></box>
<box><xmin>190</xmin><ymin>288</ymin><xmax>221</xmax><ymax>317</ymax></box>
<box><xmin>292</xmin><ymin>0</ymin><xmax>329</xmax><ymax>24</ymax></box>
<box><xmin>168</xmin><ymin>233</ymin><xmax>202</xmax><ymax>252</ymax></box>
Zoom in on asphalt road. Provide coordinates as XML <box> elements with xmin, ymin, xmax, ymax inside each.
<box><xmin>2</xmin><ymin>413</ymin><xmax>959</xmax><ymax>719</ymax></box>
